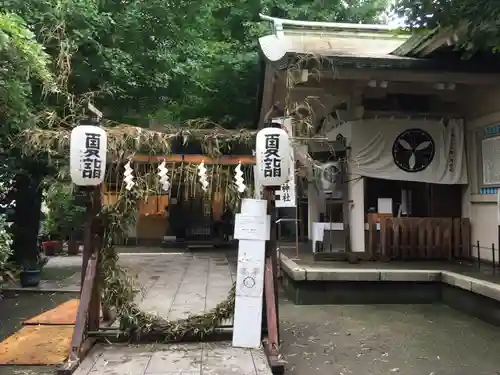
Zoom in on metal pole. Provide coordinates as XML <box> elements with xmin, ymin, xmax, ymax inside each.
<box><xmin>498</xmin><ymin>224</ymin><xmax>500</xmax><ymax>270</ymax></box>
<box><xmin>492</xmin><ymin>243</ymin><xmax>496</xmax><ymax>275</ymax></box>
<box><xmin>497</xmin><ymin>189</ymin><xmax>500</xmax><ymax>270</ymax></box>
<box><xmin>295</xmin><ymin>201</ymin><xmax>299</xmax><ymax>259</ymax></box>
<box><xmin>477</xmin><ymin>240</ymin><xmax>481</xmax><ymax>268</ymax></box>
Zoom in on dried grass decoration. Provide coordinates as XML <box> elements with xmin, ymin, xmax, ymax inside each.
<box><xmin>20</xmin><ymin>123</ymin><xmax>255</xmax><ymax>340</ymax></box>
<box><xmin>97</xmin><ymin>173</ymin><xmax>237</xmax><ymax>341</ymax></box>
<box><xmin>30</xmin><ymin>123</ymin><xmax>253</xmax><ymax>341</ymax></box>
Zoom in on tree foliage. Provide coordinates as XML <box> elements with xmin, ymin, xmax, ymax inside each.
<box><xmin>1</xmin><ymin>0</ymin><xmax>390</xmax><ymax>127</ymax></box>
<box><xmin>394</xmin><ymin>0</ymin><xmax>500</xmax><ymax>53</ymax></box>
<box><xmin>0</xmin><ymin>12</ymin><xmax>54</xmax><ymax>137</ymax></box>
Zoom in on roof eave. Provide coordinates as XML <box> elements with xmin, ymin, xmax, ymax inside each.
<box><xmin>263</xmin><ymin>51</ymin><xmax>500</xmax><ymax>74</ymax></box>
<box><xmin>391</xmin><ymin>23</ymin><xmax>468</xmax><ymax>58</ymax></box>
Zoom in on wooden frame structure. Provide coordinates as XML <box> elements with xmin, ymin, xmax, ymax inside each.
<box><xmin>57</xmin><ymin>153</ymin><xmax>285</xmax><ymax>375</ymax></box>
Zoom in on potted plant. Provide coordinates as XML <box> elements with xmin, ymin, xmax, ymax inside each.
<box><xmin>41</xmin><ymin>214</ymin><xmax>62</xmax><ymax>255</ymax></box>
<box><xmin>45</xmin><ymin>183</ymin><xmax>85</xmax><ymax>255</ymax></box>
<box><xmin>0</xmin><ymin>209</ymin><xmax>15</xmax><ymax>288</ymax></box>
<box><xmin>19</xmin><ymin>254</ymin><xmax>47</xmax><ymax>287</ymax></box>
<box><xmin>41</xmin><ymin>239</ymin><xmax>60</xmax><ymax>256</ymax></box>
<box><xmin>65</xmin><ymin>201</ymin><xmax>85</xmax><ymax>255</ymax></box>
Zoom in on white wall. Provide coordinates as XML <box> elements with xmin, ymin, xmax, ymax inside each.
<box><xmin>463</xmin><ymin>87</ymin><xmax>500</xmax><ymax>261</ymax></box>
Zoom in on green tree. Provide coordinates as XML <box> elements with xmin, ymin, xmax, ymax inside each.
<box><xmin>394</xmin><ymin>0</ymin><xmax>500</xmax><ymax>54</ymax></box>
<box><xmin>0</xmin><ymin>11</ymin><xmax>54</xmax><ymax>271</ymax></box>
<box><xmin>2</xmin><ymin>0</ymin><xmax>390</xmax><ymax>127</ymax></box>
<box><xmin>0</xmin><ymin>12</ymin><xmax>53</xmax><ymax>136</ymax></box>
<box><xmin>1</xmin><ymin>1</ymin><xmax>390</xmax><ymax>265</ymax></box>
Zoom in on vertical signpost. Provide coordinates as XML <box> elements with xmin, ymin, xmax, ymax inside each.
<box><xmin>66</xmin><ymin>105</ymin><xmax>107</xmax><ymax>368</ymax></box>
<box><xmin>274</xmin><ymin>117</ymin><xmax>299</xmax><ymax>259</ymax></box>
<box><xmin>274</xmin><ymin>117</ymin><xmax>296</xmax><ymax>208</ymax></box>
<box><xmin>257</xmin><ymin>125</ymin><xmax>290</xmax><ymax>371</ymax></box>
<box><xmin>232</xmin><ymin>124</ymin><xmax>289</xmax><ymax>375</ymax></box>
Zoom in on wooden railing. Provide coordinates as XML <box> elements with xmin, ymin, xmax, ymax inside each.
<box><xmin>367</xmin><ymin>217</ymin><xmax>471</xmax><ymax>260</ymax></box>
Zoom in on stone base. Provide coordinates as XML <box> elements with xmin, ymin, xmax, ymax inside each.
<box><xmin>442</xmin><ymin>284</ymin><xmax>500</xmax><ymax>327</ymax></box>
<box><xmin>281</xmin><ymin>272</ymin><xmax>500</xmax><ymax>327</ymax></box>
<box><xmin>282</xmin><ymin>274</ymin><xmax>441</xmax><ymax>305</ymax></box>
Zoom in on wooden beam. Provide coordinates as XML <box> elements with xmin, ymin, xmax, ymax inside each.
<box><xmin>131</xmin><ymin>154</ymin><xmax>183</xmax><ymax>163</ymax></box>
<box><xmin>57</xmin><ymin>338</ymin><xmax>97</xmax><ymax>375</ymax></box>
<box><xmin>287</xmin><ymin>79</ymin><xmax>462</xmax><ymax>104</ymax></box>
<box><xmin>71</xmin><ymin>255</ymin><xmax>97</xmax><ymax>355</ymax></box>
<box><xmin>88</xmin><ymin>328</ymin><xmax>234</xmax><ymax>343</ymax></box>
<box><xmin>317</xmin><ymin>68</ymin><xmax>500</xmax><ymax>85</ymax></box>
<box><xmin>131</xmin><ymin>154</ymin><xmax>256</xmax><ymax>165</ymax></box>
<box><xmin>87</xmin><ymin>188</ymin><xmax>102</xmax><ymax>331</ymax></box>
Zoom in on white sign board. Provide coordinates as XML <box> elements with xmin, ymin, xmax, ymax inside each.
<box><xmin>234</xmin><ymin>214</ymin><xmax>270</xmax><ymax>241</ymax></box>
<box><xmin>70</xmin><ymin>125</ymin><xmax>107</xmax><ymax>186</ymax></box>
<box><xmin>232</xmin><ymin>199</ymin><xmax>268</xmax><ymax>349</ymax></box>
<box><xmin>274</xmin><ymin>117</ymin><xmax>296</xmax><ymax>207</ymax></box>
<box><xmin>255</xmin><ymin>127</ymin><xmax>291</xmax><ymax>186</ymax></box>
<box><xmin>482</xmin><ymin>135</ymin><xmax>500</xmax><ymax>185</ymax></box>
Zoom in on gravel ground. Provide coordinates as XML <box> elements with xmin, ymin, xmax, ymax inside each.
<box><xmin>3</xmin><ymin>251</ymin><xmax>500</xmax><ymax>375</ymax></box>
<box><xmin>279</xmin><ymin>291</ymin><xmax>500</xmax><ymax>375</ymax></box>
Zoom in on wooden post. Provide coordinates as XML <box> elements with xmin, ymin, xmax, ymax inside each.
<box><xmin>79</xmin><ymin>186</ymin><xmax>102</xmax><ymax>327</ymax></box>
<box><xmin>261</xmin><ymin>187</ymin><xmax>286</xmax><ymax>373</ymax></box>
<box><xmin>88</xmin><ymin>187</ymin><xmax>102</xmax><ymax>330</ymax></box>
<box><xmin>80</xmin><ymin>189</ymin><xmax>94</xmax><ymax>289</ymax></box>
<box><xmin>263</xmin><ymin>187</ymin><xmax>280</xmax><ymax>345</ymax></box>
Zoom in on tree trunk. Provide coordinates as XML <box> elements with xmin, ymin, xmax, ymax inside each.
<box><xmin>11</xmin><ymin>172</ymin><xmax>43</xmax><ymax>265</ymax></box>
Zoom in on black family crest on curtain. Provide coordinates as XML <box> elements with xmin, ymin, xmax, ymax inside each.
<box><xmin>392</xmin><ymin>128</ymin><xmax>435</xmax><ymax>173</ymax></box>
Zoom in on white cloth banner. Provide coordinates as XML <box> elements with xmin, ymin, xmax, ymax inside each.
<box><xmin>345</xmin><ymin>118</ymin><xmax>468</xmax><ymax>184</ymax></box>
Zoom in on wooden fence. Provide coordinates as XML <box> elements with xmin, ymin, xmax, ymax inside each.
<box><xmin>366</xmin><ymin>217</ymin><xmax>471</xmax><ymax>260</ymax></box>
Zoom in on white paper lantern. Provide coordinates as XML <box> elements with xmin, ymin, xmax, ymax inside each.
<box><xmin>70</xmin><ymin>125</ymin><xmax>107</xmax><ymax>186</ymax></box>
<box><xmin>255</xmin><ymin>127</ymin><xmax>291</xmax><ymax>186</ymax></box>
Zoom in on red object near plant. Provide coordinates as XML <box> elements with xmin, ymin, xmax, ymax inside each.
<box><xmin>42</xmin><ymin>241</ymin><xmax>59</xmax><ymax>256</ymax></box>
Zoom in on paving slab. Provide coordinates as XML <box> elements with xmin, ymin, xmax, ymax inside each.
<box><xmin>74</xmin><ymin>343</ymin><xmax>272</xmax><ymax>375</ymax></box>
<box><xmin>84</xmin><ymin>250</ymin><xmax>266</xmax><ymax>375</ymax></box>
<box><xmin>116</xmin><ymin>251</ymin><xmax>236</xmax><ymax>319</ymax></box>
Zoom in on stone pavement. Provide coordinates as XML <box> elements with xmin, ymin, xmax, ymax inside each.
<box><xmin>118</xmin><ymin>251</ymin><xmax>236</xmax><ymax>320</ymax></box>
<box><xmin>74</xmin><ymin>342</ymin><xmax>272</xmax><ymax>375</ymax></box>
<box><xmin>74</xmin><ymin>249</ymin><xmax>272</xmax><ymax>375</ymax></box>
